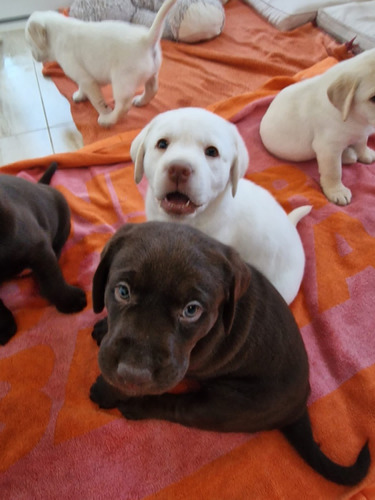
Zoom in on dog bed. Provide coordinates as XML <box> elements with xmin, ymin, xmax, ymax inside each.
<box><xmin>317</xmin><ymin>1</ymin><xmax>375</xmax><ymax>52</ymax></box>
<box><xmin>239</xmin><ymin>0</ymin><xmax>364</xmax><ymax>31</ymax></box>
<box><xmin>1</xmin><ymin>57</ymin><xmax>375</xmax><ymax>497</ymax></box>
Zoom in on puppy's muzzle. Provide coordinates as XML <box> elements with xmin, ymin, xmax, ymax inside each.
<box><xmin>117</xmin><ymin>362</ymin><xmax>153</xmax><ymax>386</ymax></box>
<box><xmin>160</xmin><ymin>162</ymin><xmax>200</xmax><ymax>216</ymax></box>
<box><xmin>98</xmin><ymin>333</ymin><xmax>187</xmax><ymax>395</ymax></box>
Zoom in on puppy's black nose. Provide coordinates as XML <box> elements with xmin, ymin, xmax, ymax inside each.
<box><xmin>168</xmin><ymin>165</ymin><xmax>191</xmax><ymax>183</ymax></box>
<box><xmin>117</xmin><ymin>362</ymin><xmax>153</xmax><ymax>385</ymax></box>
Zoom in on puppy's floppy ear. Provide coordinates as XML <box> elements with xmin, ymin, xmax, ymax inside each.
<box><xmin>230</xmin><ymin>124</ymin><xmax>249</xmax><ymax>197</ymax></box>
<box><xmin>327</xmin><ymin>73</ymin><xmax>359</xmax><ymax>121</ymax></box>
<box><xmin>221</xmin><ymin>247</ymin><xmax>251</xmax><ymax>334</ymax></box>
<box><xmin>131</xmin><ymin>124</ymin><xmax>151</xmax><ymax>184</ymax></box>
<box><xmin>92</xmin><ymin>228</ymin><xmax>129</xmax><ymax>313</ymax></box>
<box><xmin>27</xmin><ymin>20</ymin><xmax>48</xmax><ymax>51</ymax></box>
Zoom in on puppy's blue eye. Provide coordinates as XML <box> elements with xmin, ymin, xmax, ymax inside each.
<box><xmin>205</xmin><ymin>146</ymin><xmax>219</xmax><ymax>157</ymax></box>
<box><xmin>156</xmin><ymin>139</ymin><xmax>169</xmax><ymax>149</ymax></box>
<box><xmin>115</xmin><ymin>282</ymin><xmax>131</xmax><ymax>302</ymax></box>
<box><xmin>181</xmin><ymin>301</ymin><xmax>203</xmax><ymax>322</ymax></box>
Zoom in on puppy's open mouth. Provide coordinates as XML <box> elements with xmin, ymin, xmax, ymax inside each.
<box><xmin>160</xmin><ymin>192</ymin><xmax>199</xmax><ymax>216</ymax></box>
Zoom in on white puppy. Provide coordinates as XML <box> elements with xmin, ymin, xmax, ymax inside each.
<box><xmin>130</xmin><ymin>107</ymin><xmax>311</xmax><ymax>304</ymax></box>
<box><xmin>260</xmin><ymin>48</ymin><xmax>375</xmax><ymax>205</ymax></box>
<box><xmin>25</xmin><ymin>0</ymin><xmax>176</xmax><ymax>127</ymax></box>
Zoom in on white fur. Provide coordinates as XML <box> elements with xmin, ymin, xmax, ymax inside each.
<box><xmin>25</xmin><ymin>0</ymin><xmax>176</xmax><ymax>127</ymax></box>
<box><xmin>260</xmin><ymin>48</ymin><xmax>375</xmax><ymax>205</ymax></box>
<box><xmin>131</xmin><ymin>107</ymin><xmax>310</xmax><ymax>304</ymax></box>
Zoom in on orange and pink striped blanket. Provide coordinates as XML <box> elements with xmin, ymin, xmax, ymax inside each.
<box><xmin>1</xmin><ymin>56</ymin><xmax>375</xmax><ymax>497</ymax></box>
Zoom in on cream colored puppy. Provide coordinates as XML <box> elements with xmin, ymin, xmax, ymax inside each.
<box><xmin>131</xmin><ymin>107</ymin><xmax>311</xmax><ymax>304</ymax></box>
<box><xmin>25</xmin><ymin>0</ymin><xmax>176</xmax><ymax>127</ymax></box>
<box><xmin>260</xmin><ymin>49</ymin><xmax>375</xmax><ymax>205</ymax></box>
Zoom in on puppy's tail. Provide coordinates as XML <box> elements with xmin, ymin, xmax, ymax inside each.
<box><xmin>38</xmin><ymin>162</ymin><xmax>58</xmax><ymax>185</ymax></box>
<box><xmin>288</xmin><ymin>205</ymin><xmax>312</xmax><ymax>226</ymax></box>
<box><xmin>281</xmin><ymin>410</ymin><xmax>370</xmax><ymax>485</ymax></box>
<box><xmin>146</xmin><ymin>0</ymin><xmax>177</xmax><ymax>47</ymax></box>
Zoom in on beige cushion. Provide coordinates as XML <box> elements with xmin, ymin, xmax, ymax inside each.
<box><xmin>317</xmin><ymin>1</ymin><xmax>375</xmax><ymax>51</ymax></box>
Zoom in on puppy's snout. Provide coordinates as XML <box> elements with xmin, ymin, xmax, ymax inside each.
<box><xmin>168</xmin><ymin>165</ymin><xmax>191</xmax><ymax>184</ymax></box>
<box><xmin>117</xmin><ymin>361</ymin><xmax>153</xmax><ymax>385</ymax></box>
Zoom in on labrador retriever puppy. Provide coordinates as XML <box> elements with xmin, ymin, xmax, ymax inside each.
<box><xmin>0</xmin><ymin>163</ymin><xmax>87</xmax><ymax>345</ymax></box>
<box><xmin>90</xmin><ymin>221</ymin><xmax>370</xmax><ymax>486</ymax></box>
<box><xmin>25</xmin><ymin>0</ymin><xmax>176</xmax><ymax>127</ymax></box>
<box><xmin>260</xmin><ymin>48</ymin><xmax>375</xmax><ymax>205</ymax></box>
<box><xmin>130</xmin><ymin>107</ymin><xmax>311</xmax><ymax>305</ymax></box>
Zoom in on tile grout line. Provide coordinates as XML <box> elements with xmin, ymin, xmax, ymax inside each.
<box><xmin>32</xmin><ymin>59</ymin><xmax>56</xmax><ymax>154</ymax></box>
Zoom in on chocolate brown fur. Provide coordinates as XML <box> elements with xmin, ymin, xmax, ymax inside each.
<box><xmin>90</xmin><ymin>221</ymin><xmax>369</xmax><ymax>485</ymax></box>
<box><xmin>0</xmin><ymin>163</ymin><xmax>87</xmax><ymax>344</ymax></box>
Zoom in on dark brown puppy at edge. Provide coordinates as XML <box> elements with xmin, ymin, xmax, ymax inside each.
<box><xmin>0</xmin><ymin>162</ymin><xmax>87</xmax><ymax>345</ymax></box>
<box><xmin>90</xmin><ymin>221</ymin><xmax>370</xmax><ymax>486</ymax></box>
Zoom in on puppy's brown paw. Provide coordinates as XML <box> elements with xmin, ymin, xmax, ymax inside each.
<box><xmin>90</xmin><ymin>375</ymin><xmax>123</xmax><ymax>409</ymax></box>
<box><xmin>118</xmin><ymin>399</ymin><xmax>148</xmax><ymax>421</ymax></box>
<box><xmin>0</xmin><ymin>308</ymin><xmax>17</xmax><ymax>345</ymax></box>
<box><xmin>55</xmin><ymin>285</ymin><xmax>87</xmax><ymax>314</ymax></box>
<box><xmin>92</xmin><ymin>317</ymin><xmax>108</xmax><ymax>346</ymax></box>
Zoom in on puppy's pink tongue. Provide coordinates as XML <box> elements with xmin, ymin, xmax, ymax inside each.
<box><xmin>161</xmin><ymin>192</ymin><xmax>197</xmax><ymax>215</ymax></box>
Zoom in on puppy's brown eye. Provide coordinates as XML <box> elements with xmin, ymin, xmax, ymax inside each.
<box><xmin>370</xmin><ymin>96</ymin><xmax>375</xmax><ymax>103</ymax></box>
<box><xmin>205</xmin><ymin>146</ymin><xmax>219</xmax><ymax>157</ymax></box>
<box><xmin>114</xmin><ymin>282</ymin><xmax>131</xmax><ymax>302</ymax></box>
<box><xmin>181</xmin><ymin>301</ymin><xmax>203</xmax><ymax>322</ymax></box>
<box><xmin>156</xmin><ymin>139</ymin><xmax>169</xmax><ymax>149</ymax></box>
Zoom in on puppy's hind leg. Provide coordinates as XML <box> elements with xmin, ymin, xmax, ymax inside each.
<box><xmin>342</xmin><ymin>147</ymin><xmax>358</xmax><ymax>165</ymax></box>
<box><xmin>51</xmin><ymin>196</ymin><xmax>71</xmax><ymax>259</ymax></box>
<box><xmin>353</xmin><ymin>139</ymin><xmax>375</xmax><ymax>164</ymax></box>
<box><xmin>132</xmin><ymin>74</ymin><xmax>158</xmax><ymax>107</ymax></box>
<box><xmin>31</xmin><ymin>243</ymin><xmax>87</xmax><ymax>314</ymax></box>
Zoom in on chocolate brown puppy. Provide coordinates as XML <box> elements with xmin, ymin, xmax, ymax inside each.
<box><xmin>0</xmin><ymin>163</ymin><xmax>87</xmax><ymax>344</ymax></box>
<box><xmin>90</xmin><ymin>221</ymin><xmax>369</xmax><ymax>485</ymax></box>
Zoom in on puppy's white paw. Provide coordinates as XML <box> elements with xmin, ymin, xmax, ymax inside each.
<box><xmin>98</xmin><ymin>113</ymin><xmax>116</xmax><ymax>128</ymax></box>
<box><xmin>342</xmin><ymin>147</ymin><xmax>357</xmax><ymax>165</ymax></box>
<box><xmin>132</xmin><ymin>95</ymin><xmax>145</xmax><ymax>107</ymax></box>
<box><xmin>357</xmin><ymin>147</ymin><xmax>375</xmax><ymax>164</ymax></box>
<box><xmin>323</xmin><ymin>184</ymin><xmax>352</xmax><ymax>205</ymax></box>
<box><xmin>72</xmin><ymin>90</ymin><xmax>87</xmax><ymax>102</ymax></box>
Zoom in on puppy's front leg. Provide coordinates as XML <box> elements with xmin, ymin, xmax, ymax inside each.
<box><xmin>72</xmin><ymin>87</ymin><xmax>88</xmax><ymax>102</ymax></box>
<box><xmin>74</xmin><ymin>80</ymin><xmax>110</xmax><ymax>117</ymax></box>
<box><xmin>116</xmin><ymin>382</ymin><xmax>279</xmax><ymax>433</ymax></box>
<box><xmin>98</xmin><ymin>81</ymin><xmax>133</xmax><ymax>127</ymax></box>
<box><xmin>92</xmin><ymin>317</ymin><xmax>108</xmax><ymax>346</ymax></box>
<box><xmin>90</xmin><ymin>375</ymin><xmax>127</xmax><ymax>409</ymax></box>
<box><xmin>315</xmin><ymin>144</ymin><xmax>352</xmax><ymax>205</ymax></box>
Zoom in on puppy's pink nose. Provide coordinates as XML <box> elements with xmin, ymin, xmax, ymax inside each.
<box><xmin>168</xmin><ymin>165</ymin><xmax>191</xmax><ymax>183</ymax></box>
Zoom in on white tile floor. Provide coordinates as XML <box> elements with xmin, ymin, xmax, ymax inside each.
<box><xmin>0</xmin><ymin>19</ymin><xmax>83</xmax><ymax>167</ymax></box>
